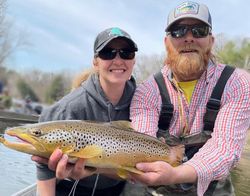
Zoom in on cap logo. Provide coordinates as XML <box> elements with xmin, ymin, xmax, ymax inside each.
<box><xmin>109</xmin><ymin>27</ymin><xmax>124</xmax><ymax>36</ymax></box>
<box><xmin>174</xmin><ymin>1</ymin><xmax>199</xmax><ymax>17</ymax></box>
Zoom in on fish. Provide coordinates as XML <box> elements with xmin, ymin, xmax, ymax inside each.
<box><xmin>0</xmin><ymin>120</ymin><xmax>184</xmax><ymax>178</ymax></box>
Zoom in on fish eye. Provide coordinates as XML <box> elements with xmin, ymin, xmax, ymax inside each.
<box><xmin>32</xmin><ymin>129</ymin><xmax>42</xmax><ymax>136</ymax></box>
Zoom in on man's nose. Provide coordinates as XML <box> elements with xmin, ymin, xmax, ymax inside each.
<box><xmin>184</xmin><ymin>29</ymin><xmax>194</xmax><ymax>42</ymax></box>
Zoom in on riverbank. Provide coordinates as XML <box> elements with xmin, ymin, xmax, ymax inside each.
<box><xmin>231</xmin><ymin>130</ymin><xmax>250</xmax><ymax>195</ymax></box>
<box><xmin>0</xmin><ymin>110</ymin><xmax>38</xmax><ymax>133</ymax></box>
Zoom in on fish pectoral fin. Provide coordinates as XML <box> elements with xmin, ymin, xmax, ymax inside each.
<box><xmin>69</xmin><ymin>145</ymin><xmax>103</xmax><ymax>158</ymax></box>
<box><xmin>60</xmin><ymin>145</ymin><xmax>75</xmax><ymax>154</ymax></box>
<box><xmin>117</xmin><ymin>166</ymin><xmax>144</xmax><ymax>179</ymax></box>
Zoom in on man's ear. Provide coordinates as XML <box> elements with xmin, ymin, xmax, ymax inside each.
<box><xmin>211</xmin><ymin>35</ymin><xmax>215</xmax><ymax>45</ymax></box>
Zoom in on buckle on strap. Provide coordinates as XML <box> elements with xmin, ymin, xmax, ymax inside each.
<box><xmin>160</xmin><ymin>103</ymin><xmax>174</xmax><ymax>116</ymax></box>
<box><xmin>158</xmin><ymin>103</ymin><xmax>174</xmax><ymax>130</ymax></box>
<box><xmin>204</xmin><ymin>98</ymin><xmax>221</xmax><ymax>131</ymax></box>
<box><xmin>206</xmin><ymin>98</ymin><xmax>221</xmax><ymax>110</ymax></box>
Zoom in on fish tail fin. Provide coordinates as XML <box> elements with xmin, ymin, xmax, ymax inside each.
<box><xmin>0</xmin><ymin>136</ymin><xmax>5</xmax><ymax>144</ymax></box>
<box><xmin>169</xmin><ymin>145</ymin><xmax>185</xmax><ymax>167</ymax></box>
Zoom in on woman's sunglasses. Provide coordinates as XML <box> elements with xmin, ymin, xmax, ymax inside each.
<box><xmin>168</xmin><ymin>24</ymin><xmax>211</xmax><ymax>38</ymax></box>
<box><xmin>96</xmin><ymin>48</ymin><xmax>135</xmax><ymax>60</ymax></box>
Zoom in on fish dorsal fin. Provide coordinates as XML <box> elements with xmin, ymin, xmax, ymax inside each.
<box><xmin>69</xmin><ymin>145</ymin><xmax>103</xmax><ymax>158</ymax></box>
<box><xmin>79</xmin><ymin>120</ymin><xmax>135</xmax><ymax>132</ymax></box>
<box><xmin>110</xmin><ymin>121</ymin><xmax>135</xmax><ymax>131</ymax></box>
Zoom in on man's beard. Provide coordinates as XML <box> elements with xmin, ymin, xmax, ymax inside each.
<box><xmin>166</xmin><ymin>40</ymin><xmax>211</xmax><ymax>81</ymax></box>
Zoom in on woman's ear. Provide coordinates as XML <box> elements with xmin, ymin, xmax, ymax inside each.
<box><xmin>93</xmin><ymin>58</ymin><xmax>98</xmax><ymax>70</ymax></box>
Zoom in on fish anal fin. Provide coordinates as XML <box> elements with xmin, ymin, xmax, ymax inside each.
<box><xmin>69</xmin><ymin>145</ymin><xmax>102</xmax><ymax>158</ymax></box>
<box><xmin>117</xmin><ymin>169</ymin><xmax>129</xmax><ymax>179</ymax></box>
<box><xmin>122</xmin><ymin>166</ymin><xmax>144</xmax><ymax>175</ymax></box>
<box><xmin>117</xmin><ymin>166</ymin><xmax>144</xmax><ymax>179</ymax></box>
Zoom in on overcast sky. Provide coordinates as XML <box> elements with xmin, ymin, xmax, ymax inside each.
<box><xmin>6</xmin><ymin>0</ymin><xmax>250</xmax><ymax>73</ymax></box>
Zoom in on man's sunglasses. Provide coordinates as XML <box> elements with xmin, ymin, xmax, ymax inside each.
<box><xmin>97</xmin><ymin>48</ymin><xmax>135</xmax><ymax>60</ymax></box>
<box><xmin>168</xmin><ymin>24</ymin><xmax>211</xmax><ymax>38</ymax></box>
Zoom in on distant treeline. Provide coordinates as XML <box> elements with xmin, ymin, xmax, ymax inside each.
<box><xmin>1</xmin><ymin>36</ymin><xmax>250</xmax><ymax>105</ymax></box>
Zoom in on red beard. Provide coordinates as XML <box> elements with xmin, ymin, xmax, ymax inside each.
<box><xmin>166</xmin><ymin>40</ymin><xmax>211</xmax><ymax>81</ymax></box>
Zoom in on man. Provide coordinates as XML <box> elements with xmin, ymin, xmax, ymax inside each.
<box><xmin>130</xmin><ymin>1</ymin><xmax>250</xmax><ymax>196</ymax></box>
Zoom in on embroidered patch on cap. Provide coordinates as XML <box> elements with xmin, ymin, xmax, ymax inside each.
<box><xmin>109</xmin><ymin>27</ymin><xmax>124</xmax><ymax>36</ymax></box>
<box><xmin>174</xmin><ymin>1</ymin><xmax>199</xmax><ymax>18</ymax></box>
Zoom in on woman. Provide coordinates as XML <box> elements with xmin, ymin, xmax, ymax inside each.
<box><xmin>32</xmin><ymin>27</ymin><xmax>138</xmax><ymax>196</ymax></box>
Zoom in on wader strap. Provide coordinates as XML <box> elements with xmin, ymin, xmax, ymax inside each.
<box><xmin>154</xmin><ymin>72</ymin><xmax>174</xmax><ymax>136</ymax></box>
<box><xmin>203</xmin><ymin>65</ymin><xmax>235</xmax><ymax>131</ymax></box>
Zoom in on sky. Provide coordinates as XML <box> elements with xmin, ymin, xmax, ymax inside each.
<box><xmin>5</xmin><ymin>0</ymin><xmax>250</xmax><ymax>73</ymax></box>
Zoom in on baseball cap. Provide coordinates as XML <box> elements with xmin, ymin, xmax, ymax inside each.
<box><xmin>165</xmin><ymin>1</ymin><xmax>212</xmax><ymax>32</ymax></box>
<box><xmin>94</xmin><ymin>27</ymin><xmax>138</xmax><ymax>55</ymax></box>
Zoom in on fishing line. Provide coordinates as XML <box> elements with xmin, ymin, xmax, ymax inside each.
<box><xmin>91</xmin><ymin>173</ymin><xmax>99</xmax><ymax>196</ymax></box>
<box><xmin>68</xmin><ymin>179</ymin><xmax>79</xmax><ymax>196</ymax></box>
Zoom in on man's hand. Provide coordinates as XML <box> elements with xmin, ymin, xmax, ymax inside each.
<box><xmin>130</xmin><ymin>161</ymin><xmax>176</xmax><ymax>186</ymax></box>
<box><xmin>130</xmin><ymin>161</ymin><xmax>197</xmax><ymax>186</ymax></box>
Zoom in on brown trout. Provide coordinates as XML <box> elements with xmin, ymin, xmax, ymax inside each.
<box><xmin>0</xmin><ymin>120</ymin><xmax>184</xmax><ymax>178</ymax></box>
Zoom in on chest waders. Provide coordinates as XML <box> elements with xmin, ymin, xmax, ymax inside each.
<box><xmin>150</xmin><ymin>65</ymin><xmax>235</xmax><ymax>196</ymax></box>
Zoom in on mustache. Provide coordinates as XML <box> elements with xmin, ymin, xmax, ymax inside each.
<box><xmin>177</xmin><ymin>44</ymin><xmax>202</xmax><ymax>53</ymax></box>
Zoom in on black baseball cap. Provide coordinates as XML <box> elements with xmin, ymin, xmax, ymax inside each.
<box><xmin>94</xmin><ymin>27</ymin><xmax>138</xmax><ymax>55</ymax></box>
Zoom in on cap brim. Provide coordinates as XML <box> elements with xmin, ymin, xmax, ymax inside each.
<box><xmin>95</xmin><ymin>36</ymin><xmax>138</xmax><ymax>53</ymax></box>
<box><xmin>165</xmin><ymin>16</ymin><xmax>212</xmax><ymax>32</ymax></box>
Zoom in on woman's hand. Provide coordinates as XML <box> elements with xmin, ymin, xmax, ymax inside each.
<box><xmin>32</xmin><ymin>149</ymin><xmax>96</xmax><ymax>180</ymax></box>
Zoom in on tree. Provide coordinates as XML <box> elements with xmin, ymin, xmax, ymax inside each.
<box><xmin>0</xmin><ymin>0</ymin><xmax>28</xmax><ymax>68</ymax></box>
<box><xmin>239</xmin><ymin>38</ymin><xmax>250</xmax><ymax>69</ymax></box>
<box><xmin>215</xmin><ymin>36</ymin><xmax>250</xmax><ymax>69</ymax></box>
<box><xmin>0</xmin><ymin>0</ymin><xmax>29</xmax><ymax>96</ymax></box>
<box><xmin>45</xmin><ymin>75</ymin><xmax>69</xmax><ymax>104</ymax></box>
<box><xmin>16</xmin><ymin>79</ymin><xmax>39</xmax><ymax>102</ymax></box>
<box><xmin>134</xmin><ymin>53</ymin><xmax>165</xmax><ymax>83</ymax></box>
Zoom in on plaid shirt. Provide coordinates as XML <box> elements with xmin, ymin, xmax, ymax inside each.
<box><xmin>130</xmin><ymin>62</ymin><xmax>250</xmax><ymax>196</ymax></box>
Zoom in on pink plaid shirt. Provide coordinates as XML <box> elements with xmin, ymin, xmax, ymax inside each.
<box><xmin>130</xmin><ymin>62</ymin><xmax>250</xmax><ymax>196</ymax></box>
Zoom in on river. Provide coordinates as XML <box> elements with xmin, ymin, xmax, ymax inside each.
<box><xmin>0</xmin><ymin>133</ymin><xmax>250</xmax><ymax>196</ymax></box>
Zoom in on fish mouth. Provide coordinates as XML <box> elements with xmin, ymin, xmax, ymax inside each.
<box><xmin>0</xmin><ymin>134</ymin><xmax>37</xmax><ymax>156</ymax></box>
<box><xmin>7</xmin><ymin>129</ymin><xmax>37</xmax><ymax>146</ymax></box>
<box><xmin>4</xmin><ymin>129</ymin><xmax>46</xmax><ymax>154</ymax></box>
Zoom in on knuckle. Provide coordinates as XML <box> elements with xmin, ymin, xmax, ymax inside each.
<box><xmin>56</xmin><ymin>171</ymin><xmax>66</xmax><ymax>179</ymax></box>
